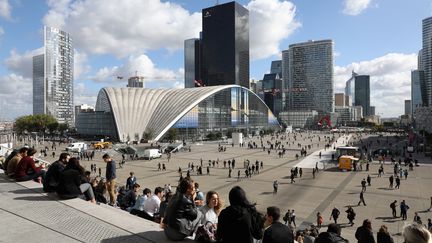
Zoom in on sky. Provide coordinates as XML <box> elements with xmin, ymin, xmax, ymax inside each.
<box><xmin>0</xmin><ymin>0</ymin><xmax>430</xmax><ymax>121</ymax></box>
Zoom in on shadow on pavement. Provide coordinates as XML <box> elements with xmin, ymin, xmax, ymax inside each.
<box><xmin>100</xmin><ymin>230</ymin><xmax>195</xmax><ymax>243</ymax></box>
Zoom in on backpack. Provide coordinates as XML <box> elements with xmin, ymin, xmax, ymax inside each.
<box><xmin>195</xmin><ymin>221</ymin><xmax>216</xmax><ymax>242</ymax></box>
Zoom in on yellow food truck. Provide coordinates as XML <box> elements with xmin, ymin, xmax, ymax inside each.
<box><xmin>338</xmin><ymin>155</ymin><xmax>359</xmax><ymax>171</ymax></box>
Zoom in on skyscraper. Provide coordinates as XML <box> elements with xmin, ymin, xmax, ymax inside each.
<box><xmin>411</xmin><ymin>70</ymin><xmax>425</xmax><ymax>113</ymax></box>
<box><xmin>345</xmin><ymin>72</ymin><xmax>371</xmax><ymax>116</ymax></box>
<box><xmin>422</xmin><ymin>17</ymin><xmax>432</xmax><ymax>106</ymax></box>
<box><xmin>405</xmin><ymin>100</ymin><xmax>412</xmax><ymax>116</ymax></box>
<box><xmin>286</xmin><ymin>39</ymin><xmax>334</xmax><ymax>114</ymax></box>
<box><xmin>127</xmin><ymin>76</ymin><xmax>144</xmax><ymax>88</ymax></box>
<box><xmin>270</xmin><ymin>60</ymin><xmax>282</xmax><ymax>77</ymax></box>
<box><xmin>33</xmin><ymin>26</ymin><xmax>74</xmax><ymax>126</ymax></box>
<box><xmin>201</xmin><ymin>1</ymin><xmax>249</xmax><ymax>88</ymax></box>
<box><xmin>334</xmin><ymin>93</ymin><xmax>345</xmax><ymax>106</ymax></box>
<box><xmin>184</xmin><ymin>38</ymin><xmax>201</xmax><ymax>88</ymax></box>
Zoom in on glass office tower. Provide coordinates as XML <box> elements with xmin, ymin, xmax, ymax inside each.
<box><xmin>287</xmin><ymin>39</ymin><xmax>334</xmax><ymax>114</ymax></box>
<box><xmin>422</xmin><ymin>17</ymin><xmax>432</xmax><ymax>106</ymax></box>
<box><xmin>201</xmin><ymin>1</ymin><xmax>249</xmax><ymax>88</ymax></box>
<box><xmin>184</xmin><ymin>38</ymin><xmax>201</xmax><ymax>88</ymax></box>
<box><xmin>33</xmin><ymin>26</ymin><xmax>74</xmax><ymax>126</ymax></box>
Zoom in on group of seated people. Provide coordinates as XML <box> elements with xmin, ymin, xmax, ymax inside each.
<box><xmin>3</xmin><ymin>147</ymin><xmax>96</xmax><ymax>204</ymax></box>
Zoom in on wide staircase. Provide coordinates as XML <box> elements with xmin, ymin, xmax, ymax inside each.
<box><xmin>0</xmin><ymin>174</ymin><xmax>180</xmax><ymax>243</ymax></box>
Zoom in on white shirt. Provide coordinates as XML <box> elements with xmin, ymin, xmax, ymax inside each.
<box><xmin>143</xmin><ymin>194</ymin><xmax>161</xmax><ymax>216</ymax></box>
<box><xmin>200</xmin><ymin>205</ymin><xmax>218</xmax><ymax>225</ymax></box>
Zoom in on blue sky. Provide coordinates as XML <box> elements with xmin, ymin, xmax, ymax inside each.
<box><xmin>0</xmin><ymin>0</ymin><xmax>430</xmax><ymax>120</ymax></box>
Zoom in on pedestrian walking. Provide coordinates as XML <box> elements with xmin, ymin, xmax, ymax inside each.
<box><xmin>330</xmin><ymin>207</ymin><xmax>340</xmax><ymax>224</ymax></box>
<box><xmin>273</xmin><ymin>180</ymin><xmax>278</xmax><ymax>194</ymax></box>
<box><xmin>358</xmin><ymin>191</ymin><xmax>367</xmax><ymax>206</ymax></box>
<box><xmin>346</xmin><ymin>206</ymin><xmax>356</xmax><ymax>226</ymax></box>
<box><xmin>316</xmin><ymin>212</ymin><xmax>323</xmax><ymax>228</ymax></box>
<box><xmin>367</xmin><ymin>174</ymin><xmax>371</xmax><ymax>186</ymax></box>
<box><xmin>390</xmin><ymin>200</ymin><xmax>397</xmax><ymax>218</ymax></box>
<box><xmin>395</xmin><ymin>176</ymin><xmax>400</xmax><ymax>189</ymax></box>
<box><xmin>389</xmin><ymin>175</ymin><xmax>394</xmax><ymax>188</ymax></box>
<box><xmin>361</xmin><ymin>178</ymin><xmax>367</xmax><ymax>192</ymax></box>
<box><xmin>291</xmin><ymin>210</ymin><xmax>296</xmax><ymax>228</ymax></box>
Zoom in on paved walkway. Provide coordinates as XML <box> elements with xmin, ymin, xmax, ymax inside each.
<box><xmin>294</xmin><ymin>134</ymin><xmax>352</xmax><ymax>169</ymax></box>
<box><xmin>0</xmin><ymin>174</ymin><xmax>173</xmax><ymax>243</ymax></box>
<box><xmin>3</xmin><ymin>132</ymin><xmax>431</xmax><ymax>243</ymax></box>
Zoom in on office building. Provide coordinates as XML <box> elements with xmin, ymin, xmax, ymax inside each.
<box><xmin>127</xmin><ymin>76</ymin><xmax>144</xmax><ymax>88</ymax></box>
<box><xmin>286</xmin><ymin>39</ymin><xmax>334</xmax><ymax>114</ymax></box>
<box><xmin>345</xmin><ymin>72</ymin><xmax>371</xmax><ymax>116</ymax></box>
<box><xmin>405</xmin><ymin>100</ymin><xmax>412</xmax><ymax>116</ymax></box>
<box><xmin>262</xmin><ymin>73</ymin><xmax>283</xmax><ymax>116</ymax></box>
<box><xmin>201</xmin><ymin>1</ymin><xmax>249</xmax><ymax>88</ymax></box>
<box><xmin>33</xmin><ymin>26</ymin><xmax>74</xmax><ymax>126</ymax></box>
<box><xmin>370</xmin><ymin>106</ymin><xmax>375</xmax><ymax>116</ymax></box>
<box><xmin>411</xmin><ymin>70</ymin><xmax>425</xmax><ymax>114</ymax></box>
<box><xmin>184</xmin><ymin>38</ymin><xmax>202</xmax><ymax>88</ymax></box>
<box><xmin>422</xmin><ymin>17</ymin><xmax>432</xmax><ymax>106</ymax></box>
<box><xmin>270</xmin><ymin>60</ymin><xmax>282</xmax><ymax>77</ymax></box>
<box><xmin>335</xmin><ymin>93</ymin><xmax>345</xmax><ymax>106</ymax></box>
<box><xmin>281</xmin><ymin>50</ymin><xmax>290</xmax><ymax>110</ymax></box>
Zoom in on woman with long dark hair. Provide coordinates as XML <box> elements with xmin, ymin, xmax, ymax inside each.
<box><xmin>217</xmin><ymin>186</ymin><xmax>264</xmax><ymax>242</ymax></box>
<box><xmin>56</xmin><ymin>158</ymin><xmax>96</xmax><ymax>203</ymax></box>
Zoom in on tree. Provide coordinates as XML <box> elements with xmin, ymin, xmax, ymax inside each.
<box><xmin>14</xmin><ymin>114</ymin><xmax>62</xmax><ymax>136</ymax></box>
<box><xmin>142</xmin><ymin>129</ymin><xmax>155</xmax><ymax>140</ymax></box>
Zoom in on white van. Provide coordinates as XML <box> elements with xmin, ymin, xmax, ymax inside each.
<box><xmin>143</xmin><ymin>149</ymin><xmax>162</xmax><ymax>160</ymax></box>
<box><xmin>66</xmin><ymin>142</ymin><xmax>88</xmax><ymax>153</ymax></box>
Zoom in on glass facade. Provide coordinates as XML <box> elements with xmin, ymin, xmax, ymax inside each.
<box><xmin>172</xmin><ymin>86</ymin><xmax>278</xmax><ymax>140</ymax></box>
<box><xmin>422</xmin><ymin>17</ymin><xmax>432</xmax><ymax>106</ymax></box>
<box><xmin>202</xmin><ymin>2</ymin><xmax>249</xmax><ymax>88</ymax></box>
<box><xmin>278</xmin><ymin>110</ymin><xmax>318</xmax><ymax>128</ymax></box>
<box><xmin>184</xmin><ymin>38</ymin><xmax>201</xmax><ymax>88</ymax></box>
<box><xmin>75</xmin><ymin>111</ymin><xmax>117</xmax><ymax>140</ymax></box>
<box><xmin>287</xmin><ymin>40</ymin><xmax>334</xmax><ymax>114</ymax></box>
<box><xmin>33</xmin><ymin>54</ymin><xmax>45</xmax><ymax>115</ymax></box>
<box><xmin>33</xmin><ymin>27</ymin><xmax>74</xmax><ymax>126</ymax></box>
<box><xmin>411</xmin><ymin>70</ymin><xmax>425</xmax><ymax>114</ymax></box>
<box><xmin>354</xmin><ymin>75</ymin><xmax>370</xmax><ymax>116</ymax></box>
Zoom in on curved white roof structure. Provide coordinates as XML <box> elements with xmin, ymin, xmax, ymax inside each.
<box><xmin>95</xmin><ymin>85</ymin><xmax>277</xmax><ymax>142</ymax></box>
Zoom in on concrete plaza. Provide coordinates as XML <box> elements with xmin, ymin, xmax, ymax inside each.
<box><xmin>2</xmin><ymin>131</ymin><xmax>431</xmax><ymax>242</ymax></box>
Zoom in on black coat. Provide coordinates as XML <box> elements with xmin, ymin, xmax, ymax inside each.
<box><xmin>262</xmin><ymin>222</ymin><xmax>294</xmax><ymax>243</ymax></box>
<box><xmin>43</xmin><ymin>160</ymin><xmax>65</xmax><ymax>192</ymax></box>
<box><xmin>377</xmin><ymin>232</ymin><xmax>394</xmax><ymax>243</ymax></box>
<box><xmin>163</xmin><ymin>192</ymin><xmax>199</xmax><ymax>236</ymax></box>
<box><xmin>56</xmin><ymin>168</ymin><xmax>83</xmax><ymax>199</ymax></box>
<box><xmin>355</xmin><ymin>226</ymin><xmax>375</xmax><ymax>243</ymax></box>
<box><xmin>315</xmin><ymin>232</ymin><xmax>348</xmax><ymax>243</ymax></box>
<box><xmin>217</xmin><ymin>205</ymin><xmax>263</xmax><ymax>243</ymax></box>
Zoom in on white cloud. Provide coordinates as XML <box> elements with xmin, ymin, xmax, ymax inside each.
<box><xmin>43</xmin><ymin>0</ymin><xmax>201</xmax><ymax>57</ymax></box>
<box><xmin>74</xmin><ymin>50</ymin><xmax>90</xmax><ymax>80</ymax></box>
<box><xmin>342</xmin><ymin>0</ymin><xmax>372</xmax><ymax>16</ymax></box>
<box><xmin>74</xmin><ymin>82</ymin><xmax>97</xmax><ymax>106</ymax></box>
<box><xmin>90</xmin><ymin>54</ymin><xmax>181</xmax><ymax>86</ymax></box>
<box><xmin>0</xmin><ymin>74</ymin><xmax>32</xmax><ymax>120</ymax></box>
<box><xmin>247</xmin><ymin>0</ymin><xmax>301</xmax><ymax>60</ymax></box>
<box><xmin>3</xmin><ymin>48</ymin><xmax>44</xmax><ymax>78</ymax></box>
<box><xmin>0</xmin><ymin>0</ymin><xmax>11</xmax><ymax>20</ymax></box>
<box><xmin>334</xmin><ymin>53</ymin><xmax>417</xmax><ymax>117</ymax></box>
<box><xmin>0</xmin><ymin>26</ymin><xmax>4</xmax><ymax>37</ymax></box>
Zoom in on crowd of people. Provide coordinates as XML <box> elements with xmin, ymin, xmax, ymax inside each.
<box><xmin>1</xmin><ymin>131</ymin><xmax>432</xmax><ymax>243</ymax></box>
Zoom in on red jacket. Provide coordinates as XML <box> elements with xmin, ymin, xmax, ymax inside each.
<box><xmin>14</xmin><ymin>156</ymin><xmax>42</xmax><ymax>179</ymax></box>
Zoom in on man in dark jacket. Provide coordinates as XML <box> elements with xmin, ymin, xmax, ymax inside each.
<box><xmin>355</xmin><ymin>219</ymin><xmax>375</xmax><ymax>243</ymax></box>
<box><xmin>263</xmin><ymin>206</ymin><xmax>294</xmax><ymax>243</ymax></box>
<box><xmin>103</xmin><ymin>153</ymin><xmax>117</xmax><ymax>206</ymax></box>
<box><xmin>43</xmin><ymin>153</ymin><xmax>70</xmax><ymax>192</ymax></box>
<box><xmin>315</xmin><ymin>223</ymin><xmax>348</xmax><ymax>243</ymax></box>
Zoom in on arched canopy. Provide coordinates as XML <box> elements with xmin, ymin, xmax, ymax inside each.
<box><xmin>96</xmin><ymin>85</ymin><xmax>278</xmax><ymax>142</ymax></box>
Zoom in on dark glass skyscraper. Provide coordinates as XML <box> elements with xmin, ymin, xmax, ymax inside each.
<box><xmin>201</xmin><ymin>1</ymin><xmax>249</xmax><ymax>88</ymax></box>
<box><xmin>345</xmin><ymin>72</ymin><xmax>370</xmax><ymax>116</ymax></box>
<box><xmin>184</xmin><ymin>38</ymin><xmax>202</xmax><ymax>88</ymax></box>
